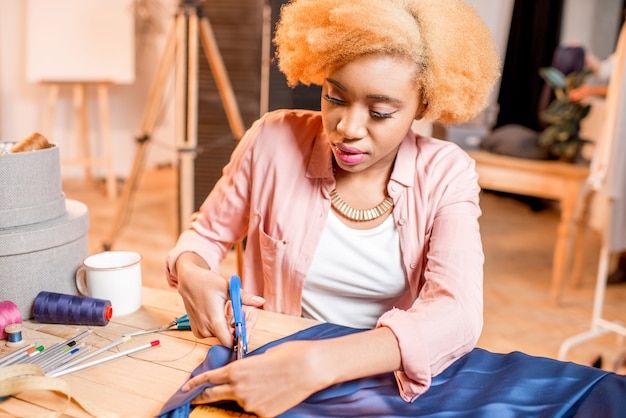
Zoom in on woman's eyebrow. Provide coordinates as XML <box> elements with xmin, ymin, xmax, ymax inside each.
<box><xmin>325</xmin><ymin>77</ymin><xmax>346</xmax><ymax>90</ymax></box>
<box><xmin>366</xmin><ymin>94</ymin><xmax>402</xmax><ymax>103</ymax></box>
<box><xmin>325</xmin><ymin>78</ymin><xmax>402</xmax><ymax>103</ymax></box>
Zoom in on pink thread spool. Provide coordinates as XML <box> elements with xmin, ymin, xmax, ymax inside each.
<box><xmin>0</xmin><ymin>300</ymin><xmax>23</xmax><ymax>340</ymax></box>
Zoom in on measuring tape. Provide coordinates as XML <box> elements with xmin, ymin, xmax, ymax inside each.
<box><xmin>0</xmin><ymin>364</ymin><xmax>120</xmax><ymax>417</ymax></box>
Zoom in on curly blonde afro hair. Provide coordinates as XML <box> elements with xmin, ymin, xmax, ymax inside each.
<box><xmin>274</xmin><ymin>0</ymin><xmax>501</xmax><ymax>124</ymax></box>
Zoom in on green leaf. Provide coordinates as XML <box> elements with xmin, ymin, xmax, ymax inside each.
<box><xmin>539</xmin><ymin>67</ymin><xmax>566</xmax><ymax>90</ymax></box>
<box><xmin>564</xmin><ymin>69</ymin><xmax>594</xmax><ymax>91</ymax></box>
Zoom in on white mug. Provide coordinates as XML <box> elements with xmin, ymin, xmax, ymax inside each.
<box><xmin>75</xmin><ymin>251</ymin><xmax>143</xmax><ymax>317</ymax></box>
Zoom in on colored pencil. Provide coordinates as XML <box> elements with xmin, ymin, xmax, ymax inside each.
<box><xmin>47</xmin><ymin>335</ymin><xmax>130</xmax><ymax>376</ymax></box>
<box><xmin>48</xmin><ymin>340</ymin><xmax>160</xmax><ymax>378</ymax></box>
<box><xmin>3</xmin><ymin>345</ymin><xmax>43</xmax><ymax>366</ymax></box>
<box><xmin>32</xmin><ymin>330</ymin><xmax>92</xmax><ymax>365</ymax></box>
<box><xmin>42</xmin><ymin>344</ymin><xmax>90</xmax><ymax>373</ymax></box>
<box><xmin>0</xmin><ymin>342</ymin><xmax>35</xmax><ymax>366</ymax></box>
<box><xmin>38</xmin><ymin>343</ymin><xmax>84</xmax><ymax>369</ymax></box>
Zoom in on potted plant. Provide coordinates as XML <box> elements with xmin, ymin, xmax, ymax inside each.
<box><xmin>538</xmin><ymin>67</ymin><xmax>593</xmax><ymax>162</ymax></box>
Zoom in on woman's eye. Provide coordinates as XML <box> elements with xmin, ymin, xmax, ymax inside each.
<box><xmin>324</xmin><ymin>94</ymin><xmax>397</xmax><ymax>119</ymax></box>
<box><xmin>323</xmin><ymin>94</ymin><xmax>344</xmax><ymax>105</ymax></box>
<box><xmin>370</xmin><ymin>110</ymin><xmax>395</xmax><ymax>119</ymax></box>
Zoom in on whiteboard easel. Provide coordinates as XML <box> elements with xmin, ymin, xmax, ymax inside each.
<box><xmin>44</xmin><ymin>82</ymin><xmax>117</xmax><ymax>199</ymax></box>
<box><xmin>25</xmin><ymin>0</ymin><xmax>135</xmax><ymax>199</ymax></box>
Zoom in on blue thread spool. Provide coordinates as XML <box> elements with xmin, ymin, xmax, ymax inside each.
<box><xmin>4</xmin><ymin>324</ymin><xmax>25</xmax><ymax>347</ymax></box>
<box><xmin>33</xmin><ymin>291</ymin><xmax>113</xmax><ymax>326</ymax></box>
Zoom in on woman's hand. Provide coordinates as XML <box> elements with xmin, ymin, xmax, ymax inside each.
<box><xmin>182</xmin><ymin>327</ymin><xmax>401</xmax><ymax>416</ymax></box>
<box><xmin>569</xmin><ymin>84</ymin><xmax>608</xmax><ymax>102</ymax></box>
<box><xmin>175</xmin><ymin>252</ymin><xmax>265</xmax><ymax>346</ymax></box>
<box><xmin>183</xmin><ymin>340</ymin><xmax>329</xmax><ymax>417</ymax></box>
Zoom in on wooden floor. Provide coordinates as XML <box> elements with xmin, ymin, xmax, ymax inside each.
<box><xmin>62</xmin><ymin>166</ymin><xmax>626</xmax><ymax>371</ymax></box>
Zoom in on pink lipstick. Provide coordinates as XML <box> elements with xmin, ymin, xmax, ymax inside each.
<box><xmin>334</xmin><ymin>144</ymin><xmax>367</xmax><ymax>165</ymax></box>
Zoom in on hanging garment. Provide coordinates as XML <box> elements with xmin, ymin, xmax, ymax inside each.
<box><xmin>158</xmin><ymin>323</ymin><xmax>626</xmax><ymax>418</ymax></box>
<box><xmin>601</xmin><ymin>23</ymin><xmax>626</xmax><ymax>252</ymax></box>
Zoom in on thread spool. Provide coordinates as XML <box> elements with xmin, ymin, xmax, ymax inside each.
<box><xmin>33</xmin><ymin>291</ymin><xmax>113</xmax><ymax>326</ymax></box>
<box><xmin>0</xmin><ymin>300</ymin><xmax>23</xmax><ymax>341</ymax></box>
<box><xmin>4</xmin><ymin>324</ymin><xmax>26</xmax><ymax>347</ymax></box>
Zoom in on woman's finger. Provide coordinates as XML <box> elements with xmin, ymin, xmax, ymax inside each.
<box><xmin>183</xmin><ymin>367</ymin><xmax>231</xmax><ymax>392</ymax></box>
<box><xmin>241</xmin><ymin>290</ymin><xmax>265</xmax><ymax>307</ymax></box>
<box><xmin>190</xmin><ymin>383</ymin><xmax>235</xmax><ymax>405</ymax></box>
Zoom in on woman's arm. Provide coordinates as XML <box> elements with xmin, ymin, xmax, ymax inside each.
<box><xmin>375</xmin><ymin>141</ymin><xmax>484</xmax><ymax>401</ymax></box>
<box><xmin>569</xmin><ymin>84</ymin><xmax>608</xmax><ymax>101</ymax></box>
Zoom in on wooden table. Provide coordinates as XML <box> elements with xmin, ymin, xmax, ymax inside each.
<box><xmin>466</xmin><ymin>149</ymin><xmax>590</xmax><ymax>304</ymax></box>
<box><xmin>0</xmin><ymin>287</ymin><xmax>318</xmax><ymax>417</ymax></box>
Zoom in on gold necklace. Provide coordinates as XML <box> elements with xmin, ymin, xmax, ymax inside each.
<box><xmin>329</xmin><ymin>189</ymin><xmax>394</xmax><ymax>222</ymax></box>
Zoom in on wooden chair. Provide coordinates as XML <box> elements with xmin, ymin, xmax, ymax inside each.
<box><xmin>465</xmin><ymin>98</ymin><xmax>607</xmax><ymax>304</ymax></box>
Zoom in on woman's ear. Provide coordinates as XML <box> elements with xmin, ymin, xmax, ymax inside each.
<box><xmin>415</xmin><ymin>102</ymin><xmax>429</xmax><ymax>120</ymax></box>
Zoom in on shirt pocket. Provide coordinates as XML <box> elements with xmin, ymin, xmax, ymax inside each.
<box><xmin>256</xmin><ymin>211</ymin><xmax>288</xmax><ymax>297</ymax></box>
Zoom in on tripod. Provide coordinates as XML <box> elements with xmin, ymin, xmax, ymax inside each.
<box><xmin>103</xmin><ymin>1</ymin><xmax>245</xmax><ymax>266</ymax></box>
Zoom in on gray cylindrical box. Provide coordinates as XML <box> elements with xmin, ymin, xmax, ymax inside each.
<box><xmin>0</xmin><ymin>199</ymin><xmax>89</xmax><ymax>319</ymax></box>
<box><xmin>0</xmin><ymin>143</ymin><xmax>66</xmax><ymax>228</ymax></box>
<box><xmin>0</xmin><ymin>142</ymin><xmax>89</xmax><ymax>319</ymax></box>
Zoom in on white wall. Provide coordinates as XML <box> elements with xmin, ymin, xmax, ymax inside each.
<box><xmin>466</xmin><ymin>0</ymin><xmax>515</xmax><ymax>62</ymax></box>
<box><xmin>561</xmin><ymin>0</ymin><xmax>624</xmax><ymax>59</ymax></box>
<box><xmin>1</xmin><ymin>0</ymin><xmax>615</xmax><ymax>180</ymax></box>
<box><xmin>465</xmin><ymin>0</ymin><xmax>515</xmax><ymax>128</ymax></box>
<box><xmin>0</xmin><ymin>0</ymin><xmax>177</xmax><ymax>178</ymax></box>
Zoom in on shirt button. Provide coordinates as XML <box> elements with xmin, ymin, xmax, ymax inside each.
<box><xmin>410</xmin><ymin>263</ymin><xmax>417</xmax><ymax>269</ymax></box>
<box><xmin>398</xmin><ymin>219</ymin><xmax>406</xmax><ymax>226</ymax></box>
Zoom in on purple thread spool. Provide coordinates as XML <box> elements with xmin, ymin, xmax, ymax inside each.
<box><xmin>33</xmin><ymin>291</ymin><xmax>112</xmax><ymax>326</ymax></box>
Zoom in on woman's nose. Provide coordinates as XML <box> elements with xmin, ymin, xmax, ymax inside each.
<box><xmin>337</xmin><ymin>108</ymin><xmax>367</xmax><ymax>139</ymax></box>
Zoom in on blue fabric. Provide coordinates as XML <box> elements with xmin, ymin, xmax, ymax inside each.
<box><xmin>158</xmin><ymin>323</ymin><xmax>626</xmax><ymax>417</ymax></box>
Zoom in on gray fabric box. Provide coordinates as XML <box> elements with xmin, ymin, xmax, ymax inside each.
<box><xmin>0</xmin><ymin>142</ymin><xmax>89</xmax><ymax>319</ymax></box>
<box><xmin>0</xmin><ymin>199</ymin><xmax>89</xmax><ymax>319</ymax></box>
<box><xmin>0</xmin><ymin>143</ymin><xmax>66</xmax><ymax>228</ymax></box>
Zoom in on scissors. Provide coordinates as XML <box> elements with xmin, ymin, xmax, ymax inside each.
<box><xmin>125</xmin><ymin>314</ymin><xmax>191</xmax><ymax>337</ymax></box>
<box><xmin>230</xmin><ymin>275</ymin><xmax>247</xmax><ymax>360</ymax></box>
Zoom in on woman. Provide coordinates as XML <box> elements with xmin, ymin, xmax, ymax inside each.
<box><xmin>165</xmin><ymin>0</ymin><xmax>500</xmax><ymax>415</ymax></box>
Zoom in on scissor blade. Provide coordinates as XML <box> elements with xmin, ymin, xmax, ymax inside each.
<box><xmin>124</xmin><ymin>319</ymin><xmax>176</xmax><ymax>337</ymax></box>
<box><xmin>124</xmin><ymin>326</ymin><xmax>167</xmax><ymax>337</ymax></box>
<box><xmin>235</xmin><ymin>324</ymin><xmax>245</xmax><ymax>360</ymax></box>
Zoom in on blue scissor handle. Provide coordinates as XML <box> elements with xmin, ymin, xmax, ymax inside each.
<box><xmin>229</xmin><ymin>275</ymin><xmax>247</xmax><ymax>357</ymax></box>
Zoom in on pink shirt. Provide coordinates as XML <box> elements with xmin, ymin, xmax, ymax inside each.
<box><xmin>166</xmin><ymin>109</ymin><xmax>484</xmax><ymax>402</ymax></box>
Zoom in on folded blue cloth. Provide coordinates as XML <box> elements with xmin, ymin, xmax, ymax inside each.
<box><xmin>158</xmin><ymin>323</ymin><xmax>626</xmax><ymax>417</ymax></box>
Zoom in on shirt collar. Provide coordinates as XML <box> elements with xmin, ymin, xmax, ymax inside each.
<box><xmin>307</xmin><ymin>123</ymin><xmax>334</xmax><ymax>180</ymax></box>
<box><xmin>390</xmin><ymin>130</ymin><xmax>418</xmax><ymax>188</ymax></box>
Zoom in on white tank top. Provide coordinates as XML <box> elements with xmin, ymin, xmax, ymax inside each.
<box><xmin>301</xmin><ymin>210</ymin><xmax>407</xmax><ymax>329</ymax></box>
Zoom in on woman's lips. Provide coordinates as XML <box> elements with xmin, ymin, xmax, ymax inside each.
<box><xmin>334</xmin><ymin>144</ymin><xmax>367</xmax><ymax>165</ymax></box>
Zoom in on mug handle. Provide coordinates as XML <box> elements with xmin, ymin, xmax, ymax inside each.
<box><xmin>75</xmin><ymin>266</ymin><xmax>89</xmax><ymax>295</ymax></box>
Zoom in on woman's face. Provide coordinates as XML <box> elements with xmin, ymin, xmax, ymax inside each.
<box><xmin>321</xmin><ymin>53</ymin><xmax>425</xmax><ymax>174</ymax></box>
